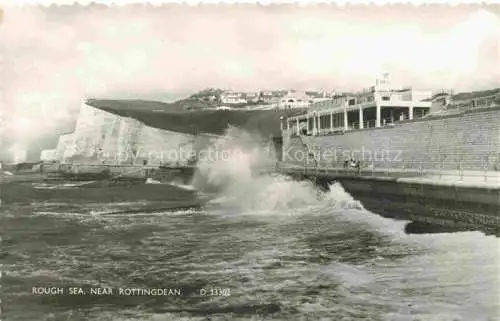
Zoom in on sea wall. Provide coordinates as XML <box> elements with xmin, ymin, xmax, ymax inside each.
<box><xmin>282</xmin><ymin>107</ymin><xmax>500</xmax><ymax>171</ymax></box>
<box><xmin>283</xmin><ymin>169</ymin><xmax>500</xmax><ymax>235</ymax></box>
<box><xmin>339</xmin><ymin>176</ymin><xmax>499</xmax><ymax>235</ymax></box>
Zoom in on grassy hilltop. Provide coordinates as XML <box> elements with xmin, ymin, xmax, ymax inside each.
<box><xmin>86</xmin><ymin>90</ymin><xmax>305</xmax><ymax>138</ymax></box>
<box><xmin>452</xmin><ymin>88</ymin><xmax>500</xmax><ymax>100</ymax></box>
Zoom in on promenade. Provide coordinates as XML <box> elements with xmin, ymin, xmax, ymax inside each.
<box><xmin>277</xmin><ymin>163</ymin><xmax>500</xmax><ymax>189</ymax></box>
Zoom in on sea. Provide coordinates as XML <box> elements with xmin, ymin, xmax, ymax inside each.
<box><xmin>1</xmin><ymin>129</ymin><xmax>499</xmax><ymax>321</ymax></box>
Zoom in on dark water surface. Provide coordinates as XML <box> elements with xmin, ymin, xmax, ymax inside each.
<box><xmin>1</xmin><ymin>177</ymin><xmax>498</xmax><ymax>321</ymax></box>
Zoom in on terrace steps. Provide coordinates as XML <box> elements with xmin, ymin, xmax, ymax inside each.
<box><xmin>283</xmin><ymin>108</ymin><xmax>500</xmax><ymax>172</ymax></box>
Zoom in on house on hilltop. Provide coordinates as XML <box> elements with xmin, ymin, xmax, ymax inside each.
<box><xmin>278</xmin><ymin>92</ymin><xmax>312</xmax><ymax>109</ymax></box>
<box><xmin>220</xmin><ymin>91</ymin><xmax>247</xmax><ymax>104</ymax></box>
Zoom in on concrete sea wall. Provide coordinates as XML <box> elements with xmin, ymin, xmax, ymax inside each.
<box><xmin>281</xmin><ymin>168</ymin><xmax>499</xmax><ymax>235</ymax></box>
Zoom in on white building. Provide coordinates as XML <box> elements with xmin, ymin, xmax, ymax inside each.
<box><xmin>245</xmin><ymin>92</ymin><xmax>260</xmax><ymax>103</ymax></box>
<box><xmin>289</xmin><ymin>74</ymin><xmax>435</xmax><ymax>135</ymax></box>
<box><xmin>220</xmin><ymin>91</ymin><xmax>247</xmax><ymax>104</ymax></box>
<box><xmin>278</xmin><ymin>92</ymin><xmax>312</xmax><ymax>109</ymax></box>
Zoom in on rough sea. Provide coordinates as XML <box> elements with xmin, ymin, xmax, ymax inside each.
<box><xmin>1</xmin><ymin>130</ymin><xmax>499</xmax><ymax>321</ymax></box>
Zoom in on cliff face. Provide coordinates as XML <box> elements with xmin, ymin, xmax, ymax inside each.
<box><xmin>51</xmin><ymin>102</ymin><xmax>196</xmax><ymax>166</ymax></box>
<box><xmin>86</xmin><ymin>99</ymin><xmax>307</xmax><ymax>138</ymax></box>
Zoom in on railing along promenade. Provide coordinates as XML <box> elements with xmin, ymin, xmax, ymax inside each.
<box><xmin>275</xmin><ymin>162</ymin><xmax>500</xmax><ymax>187</ymax></box>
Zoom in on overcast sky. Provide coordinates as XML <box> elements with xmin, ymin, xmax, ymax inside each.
<box><xmin>0</xmin><ymin>4</ymin><xmax>499</xmax><ymax>143</ymax></box>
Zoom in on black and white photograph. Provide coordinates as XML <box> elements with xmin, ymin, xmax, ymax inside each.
<box><xmin>0</xmin><ymin>2</ymin><xmax>499</xmax><ymax>320</ymax></box>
